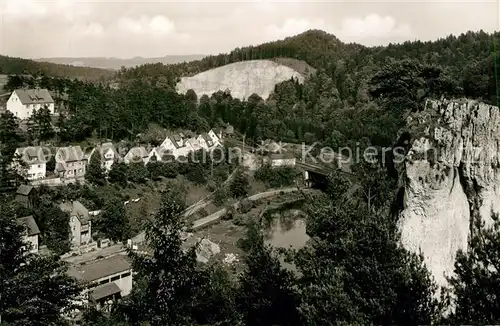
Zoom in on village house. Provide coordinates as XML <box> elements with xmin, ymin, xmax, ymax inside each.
<box><xmin>60</xmin><ymin>200</ymin><xmax>92</xmax><ymax>248</ymax></box>
<box><xmin>15</xmin><ymin>185</ymin><xmax>38</xmax><ymax>209</ymax></box>
<box><xmin>197</xmin><ymin>133</ymin><xmax>217</xmax><ymax>151</ymax></box>
<box><xmin>123</xmin><ymin>147</ymin><xmax>149</xmax><ymax>165</ymax></box>
<box><xmin>55</xmin><ymin>146</ymin><xmax>86</xmax><ymax>180</ymax></box>
<box><xmin>13</xmin><ymin>146</ymin><xmax>47</xmax><ymax>180</ymax></box>
<box><xmin>160</xmin><ymin>133</ymin><xmax>192</xmax><ymax>158</ymax></box>
<box><xmin>6</xmin><ymin>88</ymin><xmax>55</xmax><ymax>120</ymax></box>
<box><xmin>185</xmin><ymin>137</ymin><xmax>202</xmax><ymax>152</ymax></box>
<box><xmin>260</xmin><ymin>139</ymin><xmax>284</xmax><ymax>154</ymax></box>
<box><xmin>265</xmin><ymin>152</ymin><xmax>296</xmax><ymax>167</ymax></box>
<box><xmin>18</xmin><ymin>215</ymin><xmax>40</xmax><ymax>254</ymax></box>
<box><xmin>68</xmin><ymin>255</ymin><xmax>133</xmax><ymax>312</ymax></box>
<box><xmin>98</xmin><ymin>142</ymin><xmax>119</xmax><ymax>172</ymax></box>
<box><xmin>146</xmin><ymin>147</ymin><xmax>165</xmax><ymax>165</ymax></box>
<box><xmin>208</xmin><ymin>129</ymin><xmax>222</xmax><ymax>146</ymax></box>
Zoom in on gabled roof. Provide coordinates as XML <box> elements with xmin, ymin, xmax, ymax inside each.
<box><xmin>13</xmin><ymin>89</ymin><xmax>54</xmax><ymax>105</ymax></box>
<box><xmin>125</xmin><ymin>147</ymin><xmax>148</xmax><ymax>160</ymax></box>
<box><xmin>60</xmin><ymin>200</ymin><xmax>89</xmax><ymax>225</ymax></box>
<box><xmin>15</xmin><ymin>146</ymin><xmax>46</xmax><ymax>164</ymax></box>
<box><xmin>99</xmin><ymin>142</ymin><xmax>119</xmax><ymax>159</ymax></box>
<box><xmin>163</xmin><ymin>134</ymin><xmax>183</xmax><ymax>149</ymax></box>
<box><xmin>200</xmin><ymin>133</ymin><xmax>214</xmax><ymax>147</ymax></box>
<box><xmin>56</xmin><ymin>146</ymin><xmax>84</xmax><ymax>162</ymax></box>
<box><xmin>18</xmin><ymin>215</ymin><xmax>40</xmax><ymax>236</ymax></box>
<box><xmin>16</xmin><ymin>184</ymin><xmax>34</xmax><ymax>196</ymax></box>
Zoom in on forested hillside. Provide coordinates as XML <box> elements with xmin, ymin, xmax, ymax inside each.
<box><xmin>2</xmin><ymin>29</ymin><xmax>498</xmax><ymax>150</ymax></box>
<box><xmin>0</xmin><ymin>55</ymin><xmax>115</xmax><ymax>81</ymax></box>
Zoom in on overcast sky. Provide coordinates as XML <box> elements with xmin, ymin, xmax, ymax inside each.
<box><xmin>0</xmin><ymin>0</ymin><xmax>498</xmax><ymax>59</ymax></box>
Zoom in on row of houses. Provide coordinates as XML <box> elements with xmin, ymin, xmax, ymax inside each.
<box><xmin>14</xmin><ymin>129</ymin><xmax>225</xmax><ymax>181</ymax></box>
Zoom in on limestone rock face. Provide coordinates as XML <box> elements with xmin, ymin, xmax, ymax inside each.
<box><xmin>176</xmin><ymin>60</ymin><xmax>304</xmax><ymax>100</ymax></box>
<box><xmin>399</xmin><ymin>99</ymin><xmax>500</xmax><ymax>288</ymax></box>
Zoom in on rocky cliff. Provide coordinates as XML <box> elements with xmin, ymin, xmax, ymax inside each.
<box><xmin>398</xmin><ymin>99</ymin><xmax>500</xmax><ymax>288</ymax></box>
<box><xmin>175</xmin><ymin>59</ymin><xmax>304</xmax><ymax>100</ymax></box>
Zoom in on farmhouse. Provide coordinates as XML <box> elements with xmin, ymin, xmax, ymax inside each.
<box><xmin>6</xmin><ymin>88</ymin><xmax>55</xmax><ymax>120</ymax></box>
<box><xmin>13</xmin><ymin>146</ymin><xmax>47</xmax><ymax>180</ymax></box>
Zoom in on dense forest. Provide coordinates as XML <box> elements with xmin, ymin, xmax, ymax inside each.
<box><xmin>2</xmin><ymin>29</ymin><xmax>500</xmax><ymax>325</ymax></box>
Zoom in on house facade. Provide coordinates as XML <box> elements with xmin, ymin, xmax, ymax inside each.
<box><xmin>161</xmin><ymin>134</ymin><xmax>192</xmax><ymax>158</ymax></box>
<box><xmin>197</xmin><ymin>133</ymin><xmax>216</xmax><ymax>151</ymax></box>
<box><xmin>18</xmin><ymin>215</ymin><xmax>40</xmax><ymax>254</ymax></box>
<box><xmin>6</xmin><ymin>89</ymin><xmax>55</xmax><ymax>120</ymax></box>
<box><xmin>68</xmin><ymin>255</ymin><xmax>133</xmax><ymax>312</ymax></box>
<box><xmin>99</xmin><ymin>143</ymin><xmax>119</xmax><ymax>172</ymax></box>
<box><xmin>55</xmin><ymin>146</ymin><xmax>86</xmax><ymax>179</ymax></box>
<box><xmin>60</xmin><ymin>201</ymin><xmax>92</xmax><ymax>248</ymax></box>
<box><xmin>14</xmin><ymin>146</ymin><xmax>47</xmax><ymax>180</ymax></box>
<box><xmin>208</xmin><ymin>129</ymin><xmax>222</xmax><ymax>146</ymax></box>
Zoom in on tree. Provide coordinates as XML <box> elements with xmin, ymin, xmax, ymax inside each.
<box><xmin>128</xmin><ymin>162</ymin><xmax>150</xmax><ymax>183</ymax></box>
<box><xmin>118</xmin><ymin>187</ymin><xmax>201</xmax><ymax>325</ymax></box>
<box><xmin>295</xmin><ymin>191</ymin><xmax>439</xmax><ymax>325</ymax></box>
<box><xmin>98</xmin><ymin>197</ymin><xmax>130</xmax><ymax>242</ymax></box>
<box><xmin>35</xmin><ymin>194</ymin><xmax>71</xmax><ymax>255</ymax></box>
<box><xmin>229</xmin><ymin>170</ymin><xmax>249</xmax><ymax>198</ymax></box>
<box><xmin>445</xmin><ymin>213</ymin><xmax>500</xmax><ymax>324</ymax></box>
<box><xmin>236</xmin><ymin>222</ymin><xmax>300</xmax><ymax>326</ymax></box>
<box><xmin>0</xmin><ymin>203</ymin><xmax>80</xmax><ymax>325</ymax></box>
<box><xmin>108</xmin><ymin>162</ymin><xmax>129</xmax><ymax>186</ymax></box>
<box><xmin>86</xmin><ymin>152</ymin><xmax>105</xmax><ymax>185</ymax></box>
<box><xmin>0</xmin><ymin>111</ymin><xmax>23</xmax><ymax>158</ymax></box>
<box><xmin>33</xmin><ymin>105</ymin><xmax>54</xmax><ymax>141</ymax></box>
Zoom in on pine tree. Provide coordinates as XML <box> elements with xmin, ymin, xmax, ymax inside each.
<box><xmin>86</xmin><ymin>151</ymin><xmax>105</xmax><ymax>185</ymax></box>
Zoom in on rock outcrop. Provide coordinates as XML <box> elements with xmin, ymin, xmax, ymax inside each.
<box><xmin>176</xmin><ymin>59</ymin><xmax>305</xmax><ymax>100</ymax></box>
<box><xmin>399</xmin><ymin>99</ymin><xmax>500</xmax><ymax>288</ymax></box>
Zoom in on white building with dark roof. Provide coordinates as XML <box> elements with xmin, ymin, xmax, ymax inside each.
<box><xmin>13</xmin><ymin>146</ymin><xmax>47</xmax><ymax>180</ymax></box>
<box><xmin>18</xmin><ymin>215</ymin><xmax>40</xmax><ymax>254</ymax></box>
<box><xmin>6</xmin><ymin>88</ymin><xmax>55</xmax><ymax>120</ymax></box>
<box><xmin>60</xmin><ymin>200</ymin><xmax>92</xmax><ymax>248</ymax></box>
<box><xmin>68</xmin><ymin>255</ymin><xmax>133</xmax><ymax>312</ymax></box>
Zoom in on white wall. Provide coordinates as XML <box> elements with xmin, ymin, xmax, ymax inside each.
<box><xmin>23</xmin><ymin>234</ymin><xmax>39</xmax><ymax>254</ymax></box>
<box><xmin>271</xmin><ymin>158</ymin><xmax>296</xmax><ymax>167</ymax></box>
<box><xmin>26</xmin><ymin>162</ymin><xmax>46</xmax><ymax>180</ymax></box>
<box><xmin>70</xmin><ymin>216</ymin><xmax>82</xmax><ymax>247</ymax></box>
<box><xmin>6</xmin><ymin>92</ymin><xmax>54</xmax><ymax>120</ymax></box>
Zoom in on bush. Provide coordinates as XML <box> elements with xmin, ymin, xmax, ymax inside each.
<box><xmin>213</xmin><ymin>187</ymin><xmax>228</xmax><ymax>207</ymax></box>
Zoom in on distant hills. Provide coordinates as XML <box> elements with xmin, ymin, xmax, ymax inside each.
<box><xmin>34</xmin><ymin>55</ymin><xmax>207</xmax><ymax>70</ymax></box>
<box><xmin>0</xmin><ymin>55</ymin><xmax>115</xmax><ymax>82</ymax></box>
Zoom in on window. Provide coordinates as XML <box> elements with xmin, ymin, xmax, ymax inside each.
<box><xmin>38</xmin><ymin>165</ymin><xmax>41</xmax><ymax>168</ymax></box>
<box><xmin>99</xmin><ymin>279</ymin><xmax>109</xmax><ymax>285</ymax></box>
<box><xmin>111</xmin><ymin>275</ymin><xmax>120</xmax><ymax>282</ymax></box>
<box><xmin>121</xmin><ymin>272</ymin><xmax>131</xmax><ymax>278</ymax></box>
